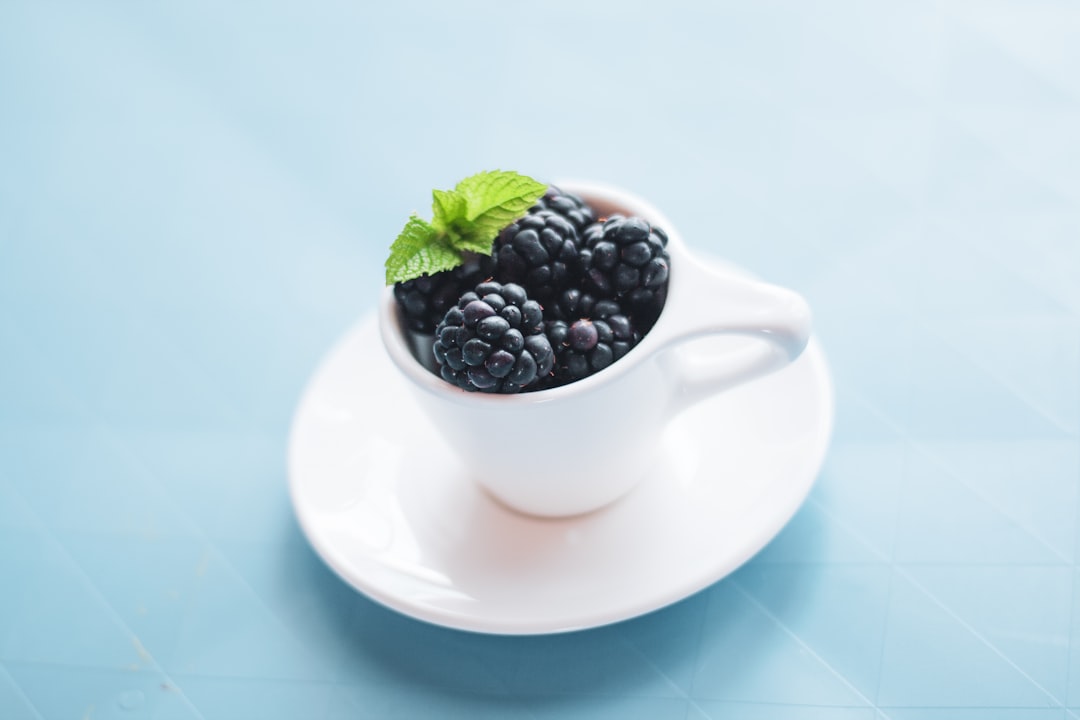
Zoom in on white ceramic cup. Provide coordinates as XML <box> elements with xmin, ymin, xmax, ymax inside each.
<box><xmin>379</xmin><ymin>181</ymin><xmax>812</xmax><ymax>517</ymax></box>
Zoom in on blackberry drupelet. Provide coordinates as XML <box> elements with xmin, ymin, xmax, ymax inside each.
<box><xmin>530</xmin><ymin>185</ymin><xmax>596</xmax><ymax>233</ymax></box>
<box><xmin>580</xmin><ymin>215</ymin><xmax>670</xmax><ymax>329</ymax></box>
<box><xmin>492</xmin><ymin>210</ymin><xmax>582</xmax><ymax>303</ymax></box>
<box><xmin>394</xmin><ymin>252</ymin><xmax>495</xmax><ymax>334</ymax></box>
<box><xmin>432</xmin><ymin>281</ymin><xmax>554</xmax><ymax>393</ymax></box>
<box><xmin>546</xmin><ymin>295</ymin><xmax>640</xmax><ymax>385</ymax></box>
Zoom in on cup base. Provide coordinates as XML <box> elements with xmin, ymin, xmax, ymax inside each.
<box><xmin>475</xmin><ymin>479</ymin><xmax>639</xmax><ymax>519</ymax></box>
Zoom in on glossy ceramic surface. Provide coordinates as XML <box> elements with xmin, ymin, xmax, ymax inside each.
<box><xmin>379</xmin><ymin>181</ymin><xmax>813</xmax><ymax>517</ymax></box>
<box><xmin>290</xmin><ymin>312</ymin><xmax>833</xmax><ymax>634</ymax></box>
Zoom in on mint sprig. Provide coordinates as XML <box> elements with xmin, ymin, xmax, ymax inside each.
<box><xmin>385</xmin><ymin>170</ymin><xmax>547</xmax><ymax>285</ymax></box>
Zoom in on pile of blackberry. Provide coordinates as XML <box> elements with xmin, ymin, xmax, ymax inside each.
<box><xmin>395</xmin><ymin>185</ymin><xmax>670</xmax><ymax>393</ymax></box>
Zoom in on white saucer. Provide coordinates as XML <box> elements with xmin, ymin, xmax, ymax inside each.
<box><xmin>288</xmin><ymin>315</ymin><xmax>834</xmax><ymax>635</ymax></box>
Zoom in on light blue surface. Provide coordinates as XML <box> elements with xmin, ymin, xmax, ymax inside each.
<box><xmin>2</xmin><ymin>0</ymin><xmax>1079</xmax><ymax>717</ymax></box>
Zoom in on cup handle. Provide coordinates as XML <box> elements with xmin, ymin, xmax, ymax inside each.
<box><xmin>656</xmin><ymin>252</ymin><xmax>812</xmax><ymax>414</ymax></box>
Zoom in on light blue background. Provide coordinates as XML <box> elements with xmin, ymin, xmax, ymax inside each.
<box><xmin>2</xmin><ymin>1</ymin><xmax>1079</xmax><ymax>718</ymax></box>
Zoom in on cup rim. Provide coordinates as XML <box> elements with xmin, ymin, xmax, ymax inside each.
<box><xmin>378</xmin><ymin>180</ymin><xmax>685</xmax><ymax>407</ymax></box>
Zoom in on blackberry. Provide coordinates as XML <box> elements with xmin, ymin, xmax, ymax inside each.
<box><xmin>546</xmin><ymin>295</ymin><xmax>640</xmax><ymax>386</ymax></box>
<box><xmin>550</xmin><ymin>287</ymin><xmax>622</xmax><ymax>324</ymax></box>
<box><xmin>432</xmin><ymin>281</ymin><xmax>554</xmax><ymax>393</ymax></box>
<box><xmin>580</xmin><ymin>215</ymin><xmax>670</xmax><ymax>329</ymax></box>
<box><xmin>530</xmin><ymin>185</ymin><xmax>596</xmax><ymax>233</ymax></box>
<box><xmin>394</xmin><ymin>252</ymin><xmax>495</xmax><ymax>334</ymax></box>
<box><xmin>492</xmin><ymin>210</ymin><xmax>582</xmax><ymax>303</ymax></box>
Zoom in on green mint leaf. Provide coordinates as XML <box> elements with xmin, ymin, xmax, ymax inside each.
<box><xmin>384</xmin><ymin>215</ymin><xmax>462</xmax><ymax>285</ymax></box>
<box><xmin>453</xmin><ymin>170</ymin><xmax>547</xmax><ymax>251</ymax></box>
<box><xmin>383</xmin><ymin>171</ymin><xmax>547</xmax><ymax>284</ymax></box>
<box><xmin>430</xmin><ymin>188</ymin><xmax>466</xmax><ymax>234</ymax></box>
<box><xmin>452</xmin><ymin>232</ymin><xmax>502</xmax><ymax>255</ymax></box>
